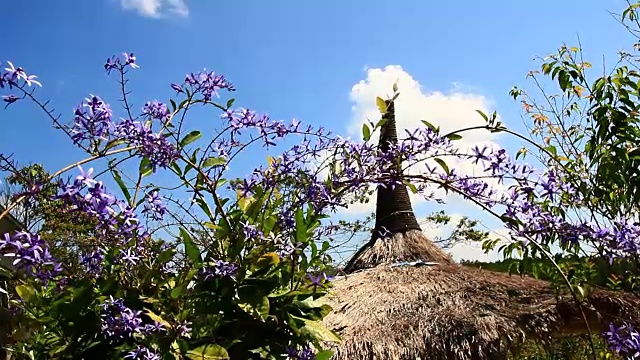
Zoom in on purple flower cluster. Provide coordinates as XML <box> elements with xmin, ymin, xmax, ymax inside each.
<box><xmin>114</xmin><ymin>119</ymin><xmax>178</xmax><ymax>170</ymax></box>
<box><xmin>100</xmin><ymin>296</ymin><xmax>166</xmax><ymax>338</ymax></box>
<box><xmin>0</xmin><ymin>231</ymin><xmax>61</xmax><ymax>282</ymax></box>
<box><xmin>242</xmin><ymin>223</ymin><xmax>265</xmax><ymax>242</ymax></box>
<box><xmin>68</xmin><ymin>53</ymin><xmax>178</xmax><ymax>170</ymax></box>
<box><xmin>142</xmin><ymin>190</ymin><xmax>167</xmax><ymax>221</ymax></box>
<box><xmin>104</xmin><ymin>53</ymin><xmax>139</xmax><ymax>74</ymax></box>
<box><xmin>604</xmin><ymin>322</ymin><xmax>640</xmax><ymax>359</ymax></box>
<box><xmin>53</xmin><ymin>167</ymin><xmax>169</xmax><ymax>274</ymax></box>
<box><xmin>56</xmin><ymin>167</ymin><xmax>141</xmax><ymax>242</ymax></box>
<box><xmin>100</xmin><ymin>297</ymin><xmax>144</xmax><ymax>339</ymax></box>
<box><xmin>173</xmin><ymin>69</ymin><xmax>235</xmax><ymax>102</ymax></box>
<box><xmin>201</xmin><ymin>260</ymin><xmax>238</xmax><ymax>280</ymax></box>
<box><xmin>124</xmin><ymin>345</ymin><xmax>160</xmax><ymax>360</ymax></box>
<box><xmin>286</xmin><ymin>345</ymin><xmax>315</xmax><ymax>360</ymax></box>
<box><xmin>80</xmin><ymin>249</ymin><xmax>104</xmax><ymax>277</ymax></box>
<box><xmin>71</xmin><ymin>95</ymin><xmax>113</xmax><ymax>145</ymax></box>
<box><xmin>142</xmin><ymin>100</ymin><xmax>170</xmax><ymax>122</ymax></box>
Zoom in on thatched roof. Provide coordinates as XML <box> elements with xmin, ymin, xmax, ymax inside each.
<box><xmin>324</xmin><ymin>256</ymin><xmax>640</xmax><ymax>360</ymax></box>
<box><xmin>323</xmin><ymin>99</ymin><xmax>640</xmax><ymax>359</ymax></box>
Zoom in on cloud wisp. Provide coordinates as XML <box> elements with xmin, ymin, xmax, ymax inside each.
<box><xmin>119</xmin><ymin>0</ymin><xmax>189</xmax><ymax>18</ymax></box>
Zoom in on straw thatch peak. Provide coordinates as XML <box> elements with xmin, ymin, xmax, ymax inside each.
<box><xmin>344</xmin><ymin>99</ymin><xmax>454</xmax><ymax>273</ymax></box>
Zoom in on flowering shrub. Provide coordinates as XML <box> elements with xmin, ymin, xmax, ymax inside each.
<box><xmin>0</xmin><ymin>54</ymin><xmax>342</xmax><ymax>359</ymax></box>
<box><xmin>1</xmin><ymin>26</ymin><xmax>640</xmax><ymax>358</ymax></box>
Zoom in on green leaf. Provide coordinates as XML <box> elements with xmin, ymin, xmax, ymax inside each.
<box><xmin>139</xmin><ymin>157</ymin><xmax>153</xmax><ymax>177</ymax></box>
<box><xmin>362</xmin><ymin>123</ymin><xmax>371</xmax><ymax>141</ymax></box>
<box><xmin>376</xmin><ymin>97</ymin><xmax>388</xmax><ymax>114</ymax></box>
<box><xmin>170</xmin><ymin>161</ymin><xmax>183</xmax><ymax>176</ymax></box>
<box><xmin>111</xmin><ymin>169</ymin><xmax>131</xmax><ymax>204</ymax></box>
<box><xmin>238</xmin><ymin>295</ymin><xmax>270</xmax><ymax>321</ymax></box>
<box><xmin>155</xmin><ymin>248</ymin><xmax>176</xmax><ymax>267</ymax></box>
<box><xmin>186</xmin><ymin>344</ymin><xmax>230</xmax><ymax>360</ymax></box>
<box><xmin>421</xmin><ymin>120</ymin><xmax>437</xmax><ymax>132</ymax></box>
<box><xmin>179</xmin><ymin>227</ymin><xmax>201</xmax><ymax>264</ymax></box>
<box><xmin>298</xmin><ymin>318</ymin><xmax>341</xmax><ymax>343</ymax></box>
<box><xmin>294</xmin><ymin>208</ymin><xmax>307</xmax><ymax>244</ymax></box>
<box><xmin>446</xmin><ymin>133</ymin><xmax>463</xmax><ymax>141</ymax></box>
<box><xmin>170</xmin><ymin>285</ymin><xmax>185</xmax><ymax>299</ymax></box>
<box><xmin>476</xmin><ymin>110</ymin><xmax>489</xmax><ymax>122</ymax></box>
<box><xmin>180</xmin><ymin>130</ymin><xmax>202</xmax><ymax>147</ymax></box>
<box><xmin>544</xmin><ymin>145</ymin><xmax>558</xmax><ymax>157</ymax></box>
<box><xmin>203</xmin><ymin>157</ymin><xmax>227</xmax><ymax>168</ymax></box>
<box><xmin>392</xmin><ymin>81</ymin><xmax>398</xmax><ymax>93</ymax></box>
<box><xmin>375</xmin><ymin>118</ymin><xmax>388</xmax><ymax>129</ymax></box>
<box><xmin>433</xmin><ymin>158</ymin><xmax>450</xmax><ymax>175</ymax></box>
<box><xmin>15</xmin><ymin>285</ymin><xmax>36</xmax><ymax>302</ymax></box>
<box><xmin>103</xmin><ymin>139</ymin><xmax>125</xmax><ymax>152</ymax></box>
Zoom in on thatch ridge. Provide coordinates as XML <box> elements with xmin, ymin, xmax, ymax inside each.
<box><xmin>344</xmin><ymin>230</ymin><xmax>454</xmax><ymax>273</ymax></box>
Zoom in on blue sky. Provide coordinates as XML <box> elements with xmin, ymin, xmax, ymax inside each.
<box><xmin>0</xmin><ymin>0</ymin><xmax>634</xmax><ymax>262</ymax></box>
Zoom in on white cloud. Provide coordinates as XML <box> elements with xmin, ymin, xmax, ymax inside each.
<box><xmin>120</xmin><ymin>0</ymin><xmax>189</xmax><ymax>18</ymax></box>
<box><xmin>341</xmin><ymin>65</ymin><xmax>508</xmax><ymax>215</ymax></box>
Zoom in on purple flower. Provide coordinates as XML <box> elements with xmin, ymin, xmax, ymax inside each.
<box><xmin>142</xmin><ymin>190</ymin><xmax>166</xmax><ymax>221</ymax></box>
<box><xmin>201</xmin><ymin>260</ymin><xmax>238</xmax><ymax>280</ymax></box>
<box><xmin>114</xmin><ymin>119</ymin><xmax>179</xmax><ymax>171</ymax></box>
<box><xmin>306</xmin><ymin>272</ymin><xmax>332</xmax><ymax>292</ymax></box>
<box><xmin>286</xmin><ymin>345</ymin><xmax>315</xmax><ymax>360</ymax></box>
<box><xmin>142</xmin><ymin>101</ymin><xmax>169</xmax><ymax>121</ymax></box>
<box><xmin>175</xmin><ymin>320</ymin><xmax>192</xmax><ymax>338</ymax></box>
<box><xmin>170</xmin><ymin>83</ymin><xmax>183</xmax><ymax>93</ymax></box>
<box><xmin>142</xmin><ymin>321</ymin><xmax>167</xmax><ymax>334</ymax></box>
<box><xmin>55</xmin><ymin>168</ymin><xmax>146</xmax><ymax>247</ymax></box>
<box><xmin>124</xmin><ymin>345</ymin><xmax>160</xmax><ymax>360</ymax></box>
<box><xmin>182</xmin><ymin>69</ymin><xmax>234</xmax><ymax>102</ymax></box>
<box><xmin>70</xmin><ymin>95</ymin><xmax>114</xmax><ymax>145</ymax></box>
<box><xmin>80</xmin><ymin>249</ymin><xmax>104</xmax><ymax>276</ymax></box>
<box><xmin>242</xmin><ymin>223</ymin><xmax>264</xmax><ymax>242</ymax></box>
<box><xmin>118</xmin><ymin>248</ymin><xmax>140</xmax><ymax>266</ymax></box>
<box><xmin>603</xmin><ymin>322</ymin><xmax>640</xmax><ymax>358</ymax></box>
<box><xmin>104</xmin><ymin>56</ymin><xmax>119</xmax><ymax>74</ymax></box>
<box><xmin>123</xmin><ymin>53</ymin><xmax>139</xmax><ymax>69</ymax></box>
<box><xmin>75</xmin><ymin>166</ymin><xmax>97</xmax><ymax>187</ymax></box>
<box><xmin>3</xmin><ymin>61</ymin><xmax>41</xmax><ymax>87</ymax></box>
<box><xmin>99</xmin><ymin>297</ymin><xmax>144</xmax><ymax>339</ymax></box>
<box><xmin>0</xmin><ymin>231</ymin><xmax>61</xmax><ymax>282</ymax></box>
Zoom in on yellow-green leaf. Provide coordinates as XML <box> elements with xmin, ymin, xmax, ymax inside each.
<box><xmin>15</xmin><ymin>285</ymin><xmax>36</xmax><ymax>302</ymax></box>
<box><xmin>144</xmin><ymin>309</ymin><xmax>171</xmax><ymax>328</ymax></box>
<box><xmin>255</xmin><ymin>252</ymin><xmax>280</xmax><ymax>268</ymax></box>
<box><xmin>238</xmin><ymin>295</ymin><xmax>270</xmax><ymax>321</ymax></box>
<box><xmin>300</xmin><ymin>319</ymin><xmax>341</xmax><ymax>343</ymax></box>
<box><xmin>186</xmin><ymin>344</ymin><xmax>230</xmax><ymax>360</ymax></box>
<box><xmin>362</xmin><ymin>123</ymin><xmax>371</xmax><ymax>141</ymax></box>
<box><xmin>376</xmin><ymin>97</ymin><xmax>387</xmax><ymax>114</ymax></box>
